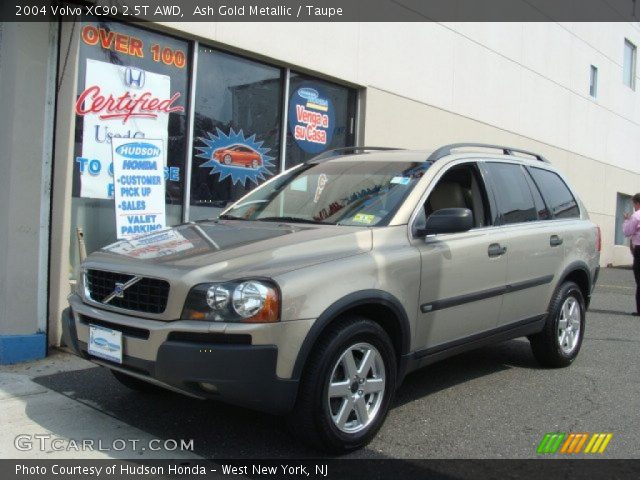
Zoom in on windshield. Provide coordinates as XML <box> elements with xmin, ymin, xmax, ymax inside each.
<box><xmin>221</xmin><ymin>160</ymin><xmax>432</xmax><ymax>226</ymax></box>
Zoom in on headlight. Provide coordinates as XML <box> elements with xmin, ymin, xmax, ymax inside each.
<box><xmin>182</xmin><ymin>280</ymin><xmax>280</xmax><ymax>323</ymax></box>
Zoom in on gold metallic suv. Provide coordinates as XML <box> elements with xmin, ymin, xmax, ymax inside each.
<box><xmin>63</xmin><ymin>144</ymin><xmax>600</xmax><ymax>452</ymax></box>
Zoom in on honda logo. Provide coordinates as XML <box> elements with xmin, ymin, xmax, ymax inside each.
<box><xmin>123</xmin><ymin>67</ymin><xmax>145</xmax><ymax>89</ymax></box>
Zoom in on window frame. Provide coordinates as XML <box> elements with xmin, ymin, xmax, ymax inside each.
<box><xmin>408</xmin><ymin>160</ymin><xmax>498</xmax><ymax>238</ymax></box>
<box><xmin>589</xmin><ymin>64</ymin><xmax>598</xmax><ymax>98</ymax></box>
<box><xmin>185</xmin><ymin>41</ymin><xmax>361</xmax><ymax>221</ymax></box>
<box><xmin>615</xmin><ymin>192</ymin><xmax>633</xmax><ymax>246</ymax></box>
<box><xmin>624</xmin><ymin>38</ymin><xmax>637</xmax><ymax>90</ymax></box>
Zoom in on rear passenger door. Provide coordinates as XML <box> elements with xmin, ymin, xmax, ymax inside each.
<box><xmin>482</xmin><ymin>162</ymin><xmax>562</xmax><ymax>328</ymax></box>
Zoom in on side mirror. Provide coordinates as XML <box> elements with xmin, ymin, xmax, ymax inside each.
<box><xmin>417</xmin><ymin>208</ymin><xmax>473</xmax><ymax>236</ymax></box>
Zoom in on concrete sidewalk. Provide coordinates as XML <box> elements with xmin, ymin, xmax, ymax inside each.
<box><xmin>0</xmin><ymin>350</ymin><xmax>201</xmax><ymax>459</ymax></box>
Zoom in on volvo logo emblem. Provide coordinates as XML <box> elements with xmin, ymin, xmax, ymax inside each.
<box><xmin>102</xmin><ymin>276</ymin><xmax>142</xmax><ymax>304</ymax></box>
<box><xmin>112</xmin><ymin>282</ymin><xmax>125</xmax><ymax>298</ymax></box>
<box><xmin>123</xmin><ymin>67</ymin><xmax>145</xmax><ymax>89</ymax></box>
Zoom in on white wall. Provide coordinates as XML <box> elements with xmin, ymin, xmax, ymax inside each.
<box><xmin>163</xmin><ymin>22</ymin><xmax>640</xmax><ymax>175</ymax></box>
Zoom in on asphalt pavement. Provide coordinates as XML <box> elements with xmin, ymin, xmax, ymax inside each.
<box><xmin>17</xmin><ymin>268</ymin><xmax>640</xmax><ymax>459</ymax></box>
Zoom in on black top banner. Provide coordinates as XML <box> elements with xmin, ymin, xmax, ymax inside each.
<box><xmin>3</xmin><ymin>0</ymin><xmax>640</xmax><ymax>22</ymax></box>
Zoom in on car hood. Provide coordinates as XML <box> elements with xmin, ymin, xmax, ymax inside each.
<box><xmin>83</xmin><ymin>220</ymin><xmax>373</xmax><ymax>280</ymax></box>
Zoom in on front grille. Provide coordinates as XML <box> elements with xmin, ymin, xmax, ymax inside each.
<box><xmin>85</xmin><ymin>269</ymin><xmax>169</xmax><ymax>314</ymax></box>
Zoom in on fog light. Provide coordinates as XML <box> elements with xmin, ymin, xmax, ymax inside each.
<box><xmin>199</xmin><ymin>382</ymin><xmax>218</xmax><ymax>393</ymax></box>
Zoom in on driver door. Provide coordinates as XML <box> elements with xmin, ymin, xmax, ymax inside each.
<box><xmin>412</xmin><ymin>162</ymin><xmax>508</xmax><ymax>351</ymax></box>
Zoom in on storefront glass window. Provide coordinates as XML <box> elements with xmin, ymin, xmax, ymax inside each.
<box><xmin>189</xmin><ymin>47</ymin><xmax>283</xmax><ymax>220</ymax></box>
<box><xmin>66</xmin><ymin>22</ymin><xmax>359</xmax><ymax>276</ymax></box>
<box><xmin>69</xmin><ymin>19</ymin><xmax>189</xmax><ymax>276</ymax></box>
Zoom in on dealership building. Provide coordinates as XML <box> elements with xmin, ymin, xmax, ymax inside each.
<box><xmin>0</xmin><ymin>18</ymin><xmax>639</xmax><ymax>363</ymax></box>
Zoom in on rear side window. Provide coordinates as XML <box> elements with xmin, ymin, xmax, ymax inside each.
<box><xmin>529</xmin><ymin>168</ymin><xmax>580</xmax><ymax>219</ymax></box>
<box><xmin>523</xmin><ymin>169</ymin><xmax>551</xmax><ymax>220</ymax></box>
<box><xmin>485</xmin><ymin>163</ymin><xmax>538</xmax><ymax>224</ymax></box>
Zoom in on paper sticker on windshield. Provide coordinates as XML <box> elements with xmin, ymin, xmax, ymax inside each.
<box><xmin>353</xmin><ymin>213</ymin><xmax>376</xmax><ymax>224</ymax></box>
<box><xmin>314</xmin><ymin>174</ymin><xmax>328</xmax><ymax>203</ymax></box>
<box><xmin>290</xmin><ymin>176</ymin><xmax>308</xmax><ymax>192</ymax></box>
<box><xmin>390</xmin><ymin>176</ymin><xmax>411</xmax><ymax>185</ymax></box>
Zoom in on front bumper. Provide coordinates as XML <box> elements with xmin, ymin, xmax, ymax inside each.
<box><xmin>62</xmin><ymin>297</ymin><xmax>302</xmax><ymax>415</ymax></box>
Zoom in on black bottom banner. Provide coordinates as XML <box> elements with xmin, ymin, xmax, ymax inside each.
<box><xmin>4</xmin><ymin>459</ymin><xmax>640</xmax><ymax>480</ymax></box>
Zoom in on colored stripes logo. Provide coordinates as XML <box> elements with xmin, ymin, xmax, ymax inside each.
<box><xmin>537</xmin><ymin>433</ymin><xmax>613</xmax><ymax>454</ymax></box>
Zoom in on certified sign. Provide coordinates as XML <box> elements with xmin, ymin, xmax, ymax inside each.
<box><xmin>75</xmin><ymin>59</ymin><xmax>181</xmax><ymax>199</ymax></box>
<box><xmin>111</xmin><ymin>138</ymin><xmax>167</xmax><ymax>239</ymax></box>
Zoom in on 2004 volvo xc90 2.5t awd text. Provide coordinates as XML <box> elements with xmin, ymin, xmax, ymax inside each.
<box><xmin>63</xmin><ymin>143</ymin><xmax>600</xmax><ymax>452</ymax></box>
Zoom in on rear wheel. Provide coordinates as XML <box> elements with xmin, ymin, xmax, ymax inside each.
<box><xmin>287</xmin><ymin>317</ymin><xmax>396</xmax><ymax>453</ymax></box>
<box><xmin>529</xmin><ymin>281</ymin><xmax>585</xmax><ymax>368</ymax></box>
<box><xmin>111</xmin><ymin>370</ymin><xmax>167</xmax><ymax>394</ymax></box>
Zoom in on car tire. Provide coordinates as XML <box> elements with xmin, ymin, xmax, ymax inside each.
<box><xmin>111</xmin><ymin>370</ymin><xmax>168</xmax><ymax>394</ymax></box>
<box><xmin>251</xmin><ymin>159</ymin><xmax>259</xmax><ymax>169</ymax></box>
<box><xmin>287</xmin><ymin>316</ymin><xmax>396</xmax><ymax>453</ymax></box>
<box><xmin>223</xmin><ymin>154</ymin><xmax>232</xmax><ymax>165</ymax></box>
<box><xmin>529</xmin><ymin>281</ymin><xmax>586</xmax><ymax>368</ymax></box>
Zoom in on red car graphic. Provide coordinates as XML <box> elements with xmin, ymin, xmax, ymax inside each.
<box><xmin>213</xmin><ymin>145</ymin><xmax>263</xmax><ymax>169</ymax></box>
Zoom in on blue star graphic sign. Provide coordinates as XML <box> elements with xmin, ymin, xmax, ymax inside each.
<box><xmin>195</xmin><ymin>128</ymin><xmax>276</xmax><ymax>186</ymax></box>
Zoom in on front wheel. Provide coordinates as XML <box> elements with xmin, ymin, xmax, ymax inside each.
<box><xmin>287</xmin><ymin>317</ymin><xmax>396</xmax><ymax>453</ymax></box>
<box><xmin>529</xmin><ymin>281</ymin><xmax>586</xmax><ymax>368</ymax></box>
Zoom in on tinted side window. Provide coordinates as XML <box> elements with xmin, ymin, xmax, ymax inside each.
<box><xmin>524</xmin><ymin>169</ymin><xmax>551</xmax><ymax>220</ymax></box>
<box><xmin>485</xmin><ymin>163</ymin><xmax>537</xmax><ymax>224</ymax></box>
<box><xmin>529</xmin><ymin>168</ymin><xmax>580</xmax><ymax>219</ymax></box>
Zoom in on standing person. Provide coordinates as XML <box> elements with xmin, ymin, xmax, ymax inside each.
<box><xmin>623</xmin><ymin>193</ymin><xmax>640</xmax><ymax>316</ymax></box>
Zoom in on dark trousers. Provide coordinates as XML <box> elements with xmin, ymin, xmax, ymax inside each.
<box><xmin>634</xmin><ymin>246</ymin><xmax>640</xmax><ymax>314</ymax></box>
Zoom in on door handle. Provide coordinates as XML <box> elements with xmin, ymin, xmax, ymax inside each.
<box><xmin>488</xmin><ymin>243</ymin><xmax>507</xmax><ymax>257</ymax></box>
<box><xmin>550</xmin><ymin>235</ymin><xmax>563</xmax><ymax>247</ymax></box>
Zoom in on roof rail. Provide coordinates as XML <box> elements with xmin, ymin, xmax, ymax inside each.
<box><xmin>311</xmin><ymin>146</ymin><xmax>403</xmax><ymax>161</ymax></box>
<box><xmin>427</xmin><ymin>143</ymin><xmax>549</xmax><ymax>163</ymax></box>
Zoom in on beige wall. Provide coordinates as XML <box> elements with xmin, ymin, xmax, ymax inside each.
<box><xmin>0</xmin><ymin>22</ymin><xmax>56</xmax><ymax>338</ymax></box>
<box><xmin>363</xmin><ymin>86</ymin><xmax>634</xmax><ymax>267</ymax></box>
<box><xmin>48</xmin><ymin>23</ymin><xmax>80</xmax><ymax>346</ymax></box>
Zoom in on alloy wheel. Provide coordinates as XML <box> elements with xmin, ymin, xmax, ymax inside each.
<box><xmin>326</xmin><ymin>342</ymin><xmax>386</xmax><ymax>434</ymax></box>
<box><xmin>557</xmin><ymin>296</ymin><xmax>581</xmax><ymax>354</ymax></box>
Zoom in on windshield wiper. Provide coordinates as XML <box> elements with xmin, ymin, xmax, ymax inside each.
<box><xmin>256</xmin><ymin>216</ymin><xmax>329</xmax><ymax>225</ymax></box>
